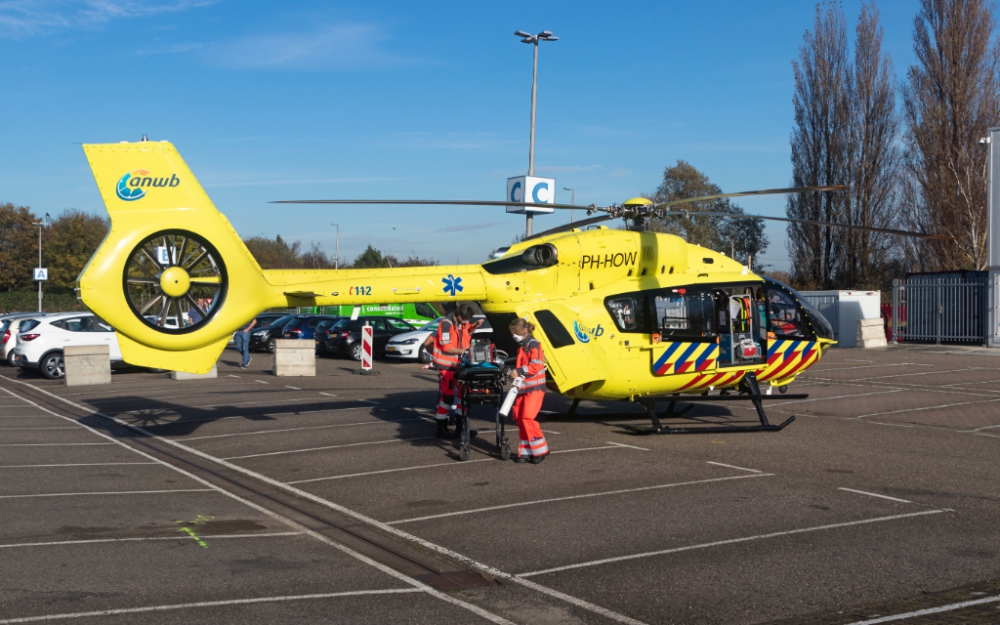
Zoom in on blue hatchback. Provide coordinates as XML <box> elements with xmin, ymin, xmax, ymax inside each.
<box><xmin>282</xmin><ymin>315</ymin><xmax>342</xmax><ymax>341</ymax></box>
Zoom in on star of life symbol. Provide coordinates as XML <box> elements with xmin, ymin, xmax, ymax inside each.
<box><xmin>442</xmin><ymin>274</ymin><xmax>463</xmax><ymax>297</ymax></box>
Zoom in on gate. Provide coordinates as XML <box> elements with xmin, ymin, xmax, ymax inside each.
<box><xmin>891</xmin><ymin>272</ymin><xmax>987</xmax><ymax>345</ymax></box>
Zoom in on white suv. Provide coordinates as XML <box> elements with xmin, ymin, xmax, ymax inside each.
<box><xmin>2</xmin><ymin>314</ymin><xmax>48</xmax><ymax>366</ymax></box>
<box><xmin>14</xmin><ymin>312</ymin><xmax>123</xmax><ymax>380</ymax></box>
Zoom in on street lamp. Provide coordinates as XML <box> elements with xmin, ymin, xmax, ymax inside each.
<box><xmin>514</xmin><ymin>29</ymin><xmax>558</xmax><ymax>237</ymax></box>
<box><xmin>330</xmin><ymin>223</ymin><xmax>340</xmax><ymax>269</ymax></box>
<box><xmin>34</xmin><ymin>213</ymin><xmax>51</xmax><ymax>312</ymax></box>
<box><xmin>563</xmin><ymin>187</ymin><xmax>575</xmax><ymax>223</ymax></box>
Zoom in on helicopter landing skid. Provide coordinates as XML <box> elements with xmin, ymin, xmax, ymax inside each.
<box><xmin>625</xmin><ymin>372</ymin><xmax>797</xmax><ymax>435</ymax></box>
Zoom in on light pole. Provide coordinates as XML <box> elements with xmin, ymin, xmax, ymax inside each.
<box><xmin>34</xmin><ymin>213</ymin><xmax>51</xmax><ymax>312</ymax></box>
<box><xmin>330</xmin><ymin>223</ymin><xmax>340</xmax><ymax>269</ymax></box>
<box><xmin>563</xmin><ymin>187</ymin><xmax>575</xmax><ymax>223</ymax></box>
<box><xmin>514</xmin><ymin>29</ymin><xmax>558</xmax><ymax>237</ymax></box>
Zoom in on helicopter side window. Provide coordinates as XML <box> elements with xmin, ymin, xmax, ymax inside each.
<box><xmin>653</xmin><ymin>290</ymin><xmax>715</xmax><ymax>340</ymax></box>
<box><xmin>765</xmin><ymin>286</ymin><xmax>809</xmax><ymax>338</ymax></box>
<box><xmin>606</xmin><ymin>296</ymin><xmax>646</xmax><ymax>332</ymax></box>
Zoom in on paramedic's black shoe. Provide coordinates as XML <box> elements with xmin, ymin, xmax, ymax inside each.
<box><xmin>435</xmin><ymin>422</ymin><xmax>450</xmax><ymax>439</ymax></box>
<box><xmin>514</xmin><ymin>456</ymin><xmax>530</xmax><ymax>463</ymax></box>
<box><xmin>530</xmin><ymin>454</ymin><xmax>547</xmax><ymax>465</ymax></box>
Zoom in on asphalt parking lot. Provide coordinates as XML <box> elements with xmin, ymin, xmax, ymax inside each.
<box><xmin>1</xmin><ymin>345</ymin><xmax>999</xmax><ymax>625</ymax></box>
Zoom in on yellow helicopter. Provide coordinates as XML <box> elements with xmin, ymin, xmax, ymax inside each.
<box><xmin>76</xmin><ymin>139</ymin><xmax>940</xmax><ymax>433</ymax></box>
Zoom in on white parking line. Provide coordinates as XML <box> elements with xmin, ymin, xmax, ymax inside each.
<box><xmin>851</xmin><ymin>397</ymin><xmax>1000</xmax><ymax>419</ymax></box>
<box><xmin>319</xmin><ymin>392</ymin><xmax>337</xmax><ymax>397</ymax></box>
<box><xmin>0</xmin><ymin>489</ymin><xmax>214</xmax><ymax>500</ymax></box>
<box><xmin>0</xmin><ymin>532</ymin><xmax>302</xmax><ymax>549</ymax></box>
<box><xmin>842</xmin><ymin>595</ymin><xmax>1000</xmax><ymax>625</ymax></box>
<box><xmin>856</xmin><ymin>367</ymin><xmax>984</xmax><ymax>381</ymax></box>
<box><xmin>223</xmin><ymin>436</ymin><xmax>434</xmax><ymax>460</ymax></box>
<box><xmin>285</xmin><ymin>386</ymin><xmax>300</xmax><ymax>390</ymax></box>
<box><xmin>0</xmin><ymin>462</ymin><xmax>159</xmax><ymax>469</ymax></box>
<box><xmin>285</xmin><ymin>438</ymin><xmax>648</xmax><ymax>485</ymax></box>
<box><xmin>517</xmin><ymin>509</ymin><xmax>947</xmax><ymax>578</ymax></box>
<box><xmin>184</xmin><ymin>418</ymin><xmax>425</xmax><ymax>441</ymax></box>
<box><xmin>706</xmin><ymin>461</ymin><xmax>763</xmax><ymax>474</ymax></box>
<box><xmin>0</xmin><ymin>589</ymin><xmax>426</xmax><ymax>624</ymax></box>
<box><xmin>606</xmin><ymin>441</ymin><xmax>649</xmax><ymax>451</ymax></box>
<box><xmin>227</xmin><ymin>374</ymin><xmax>240</xmax><ymax>378</ymax></box>
<box><xmin>777</xmin><ymin>389</ymin><xmax>905</xmax><ymax>406</ymax></box>
<box><xmin>388</xmin><ymin>473</ymin><xmax>772</xmax><ymax>525</ymax></box>
<box><xmin>254</xmin><ymin>380</ymin><xmax>268</xmax><ymax>384</ymax></box>
<box><xmin>837</xmin><ymin>488</ymin><xmax>912</xmax><ymax>503</ymax></box>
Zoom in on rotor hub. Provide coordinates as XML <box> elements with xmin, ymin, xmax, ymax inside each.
<box><xmin>159</xmin><ymin>266</ymin><xmax>191</xmax><ymax>298</ymax></box>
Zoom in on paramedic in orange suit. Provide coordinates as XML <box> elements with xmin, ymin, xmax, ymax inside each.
<box><xmin>508</xmin><ymin>317</ymin><xmax>549</xmax><ymax>464</ymax></box>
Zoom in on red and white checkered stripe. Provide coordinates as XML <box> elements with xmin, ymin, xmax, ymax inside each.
<box><xmin>361</xmin><ymin>324</ymin><xmax>373</xmax><ymax>370</ymax></box>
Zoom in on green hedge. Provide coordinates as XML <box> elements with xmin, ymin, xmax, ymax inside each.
<box><xmin>0</xmin><ymin>290</ymin><xmax>89</xmax><ymax>314</ymax></box>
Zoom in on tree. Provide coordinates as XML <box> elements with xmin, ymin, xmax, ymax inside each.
<box><xmin>648</xmin><ymin>160</ymin><xmax>768</xmax><ymax>267</ymax></box>
<box><xmin>352</xmin><ymin>245</ymin><xmax>392</xmax><ymax>269</ymax></box>
<box><xmin>0</xmin><ymin>203</ymin><xmax>38</xmax><ymax>291</ymax></box>
<box><xmin>243</xmin><ymin>235</ymin><xmax>303</xmax><ymax>269</ymax></box>
<box><xmin>45</xmin><ymin>210</ymin><xmax>109</xmax><ymax>290</ymax></box>
<box><xmin>902</xmin><ymin>0</ymin><xmax>1000</xmax><ymax>271</ymax></box>
<box><xmin>787</xmin><ymin>3</ymin><xmax>852</xmax><ymax>290</ymax></box>
<box><xmin>842</xmin><ymin>2</ymin><xmax>901</xmax><ymax>289</ymax></box>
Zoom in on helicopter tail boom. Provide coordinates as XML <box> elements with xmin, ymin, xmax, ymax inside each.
<box><xmin>79</xmin><ymin>140</ymin><xmax>486</xmax><ymax>374</ymax></box>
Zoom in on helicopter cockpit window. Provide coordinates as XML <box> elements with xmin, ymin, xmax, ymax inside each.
<box><xmin>653</xmin><ymin>291</ymin><xmax>715</xmax><ymax>339</ymax></box>
<box><xmin>765</xmin><ymin>286</ymin><xmax>809</xmax><ymax>338</ymax></box>
<box><xmin>606</xmin><ymin>296</ymin><xmax>646</xmax><ymax>332</ymax></box>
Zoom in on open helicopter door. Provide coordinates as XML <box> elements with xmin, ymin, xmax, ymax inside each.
<box><xmin>718</xmin><ymin>292</ymin><xmax>766</xmax><ymax>368</ymax></box>
<box><xmin>515</xmin><ymin>304</ymin><xmax>609</xmax><ymax>395</ymax></box>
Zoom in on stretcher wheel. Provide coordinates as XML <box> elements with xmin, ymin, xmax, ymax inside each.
<box><xmin>501</xmin><ymin>442</ymin><xmax>511</xmax><ymax>460</ymax></box>
<box><xmin>123</xmin><ymin>230</ymin><xmax>227</xmax><ymax>334</ymax></box>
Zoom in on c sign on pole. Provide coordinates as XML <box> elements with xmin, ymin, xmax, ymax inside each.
<box><xmin>361</xmin><ymin>323</ymin><xmax>373</xmax><ymax>371</ymax></box>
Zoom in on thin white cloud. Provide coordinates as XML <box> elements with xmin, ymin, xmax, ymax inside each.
<box><xmin>610</xmin><ymin>167</ymin><xmax>632</xmax><ymax>178</ymax></box>
<box><xmin>0</xmin><ymin>0</ymin><xmax>215</xmax><ymax>38</ymax></box>
<box><xmin>204</xmin><ymin>22</ymin><xmax>416</xmax><ymax>71</ymax></box>
<box><xmin>134</xmin><ymin>41</ymin><xmax>202</xmax><ymax>56</ymax></box>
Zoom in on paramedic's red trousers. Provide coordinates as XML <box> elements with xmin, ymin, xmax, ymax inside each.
<box><xmin>511</xmin><ymin>392</ymin><xmax>548</xmax><ymax>458</ymax></box>
<box><xmin>436</xmin><ymin>371</ymin><xmax>462</xmax><ymax>421</ymax></box>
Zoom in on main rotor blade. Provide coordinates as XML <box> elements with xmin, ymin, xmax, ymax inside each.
<box><xmin>526</xmin><ymin>214</ymin><xmax>617</xmax><ymax>240</ymax></box>
<box><xmin>270</xmin><ymin>199</ymin><xmax>598</xmax><ymax>211</ymax></box>
<box><xmin>667</xmin><ymin>211</ymin><xmax>951</xmax><ymax>240</ymax></box>
<box><xmin>654</xmin><ymin>185</ymin><xmax>845</xmax><ymax>209</ymax></box>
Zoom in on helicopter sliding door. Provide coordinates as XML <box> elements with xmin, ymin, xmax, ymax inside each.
<box><xmin>648</xmin><ymin>288</ymin><xmax>719</xmax><ymax>378</ymax></box>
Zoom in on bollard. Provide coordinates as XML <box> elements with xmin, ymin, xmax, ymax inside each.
<box><xmin>273</xmin><ymin>339</ymin><xmax>316</xmax><ymax>376</ymax></box>
<box><xmin>855</xmin><ymin>318</ymin><xmax>888</xmax><ymax>348</ymax></box>
<box><xmin>170</xmin><ymin>365</ymin><xmax>218</xmax><ymax>380</ymax></box>
<box><xmin>64</xmin><ymin>344</ymin><xmax>111</xmax><ymax>387</ymax></box>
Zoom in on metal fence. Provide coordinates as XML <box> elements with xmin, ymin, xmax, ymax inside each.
<box><xmin>891</xmin><ymin>274</ymin><xmax>988</xmax><ymax>345</ymax></box>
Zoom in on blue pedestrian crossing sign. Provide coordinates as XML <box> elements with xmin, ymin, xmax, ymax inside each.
<box><xmin>33</xmin><ymin>268</ymin><xmax>48</xmax><ymax>281</ymax></box>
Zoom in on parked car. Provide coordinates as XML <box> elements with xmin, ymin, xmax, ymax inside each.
<box><xmin>142</xmin><ymin>314</ymin><xmax>184</xmax><ymax>330</ymax></box>
<box><xmin>282</xmin><ymin>315</ymin><xmax>341</xmax><ymax>341</ymax></box>
<box><xmin>248</xmin><ymin>314</ymin><xmax>297</xmax><ymax>353</ymax></box>
<box><xmin>2</xmin><ymin>314</ymin><xmax>48</xmax><ymax>366</ymax></box>
<box><xmin>314</xmin><ymin>318</ymin><xmax>345</xmax><ymax>355</ymax></box>
<box><xmin>324</xmin><ymin>316</ymin><xmax>417</xmax><ymax>360</ymax></box>
<box><xmin>254</xmin><ymin>312</ymin><xmax>287</xmax><ymax>328</ymax></box>
<box><xmin>13</xmin><ymin>312</ymin><xmax>123</xmax><ymax>380</ymax></box>
<box><xmin>384</xmin><ymin>315</ymin><xmax>492</xmax><ymax>363</ymax></box>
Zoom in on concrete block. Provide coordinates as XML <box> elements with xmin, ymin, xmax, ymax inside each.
<box><xmin>855</xmin><ymin>318</ymin><xmax>888</xmax><ymax>348</ymax></box>
<box><xmin>273</xmin><ymin>339</ymin><xmax>316</xmax><ymax>377</ymax></box>
<box><xmin>170</xmin><ymin>365</ymin><xmax>218</xmax><ymax>380</ymax></box>
<box><xmin>64</xmin><ymin>344</ymin><xmax>111</xmax><ymax>387</ymax></box>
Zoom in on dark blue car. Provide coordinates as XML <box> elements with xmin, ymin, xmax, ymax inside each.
<box><xmin>282</xmin><ymin>315</ymin><xmax>342</xmax><ymax>341</ymax></box>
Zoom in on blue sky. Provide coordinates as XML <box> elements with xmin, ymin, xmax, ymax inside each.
<box><xmin>0</xmin><ymin>0</ymin><xmax>922</xmax><ymax>270</ymax></box>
